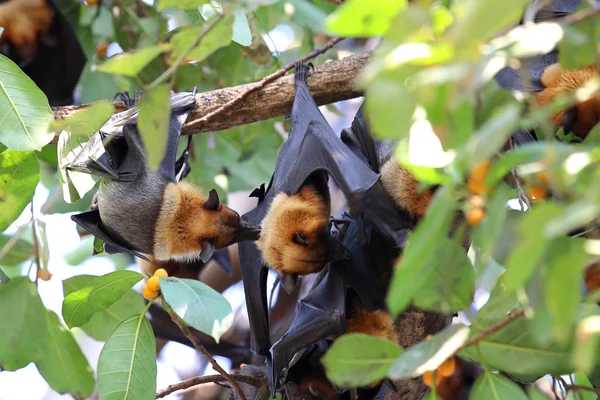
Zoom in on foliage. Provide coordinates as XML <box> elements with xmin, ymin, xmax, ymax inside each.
<box><xmin>1</xmin><ymin>0</ymin><xmax>600</xmax><ymax>399</ymax></box>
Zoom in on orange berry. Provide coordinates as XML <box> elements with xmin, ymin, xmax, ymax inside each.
<box><xmin>37</xmin><ymin>269</ymin><xmax>51</xmax><ymax>281</ymax></box>
<box><xmin>535</xmin><ymin>171</ymin><xmax>549</xmax><ymax>185</ymax></box>
<box><xmin>96</xmin><ymin>42</ymin><xmax>108</xmax><ymax>58</ymax></box>
<box><xmin>438</xmin><ymin>357</ymin><xmax>456</xmax><ymax>377</ymax></box>
<box><xmin>154</xmin><ymin>268</ymin><xmax>168</xmax><ymax>278</ymax></box>
<box><xmin>466</xmin><ymin>207</ymin><xmax>484</xmax><ymax>226</ymax></box>
<box><xmin>426</xmin><ymin>335</ymin><xmax>432</xmax><ymax>340</ymax></box>
<box><xmin>147</xmin><ymin>276</ymin><xmax>160</xmax><ymax>291</ymax></box>
<box><xmin>86</xmin><ymin>0</ymin><xmax>98</xmax><ymax>5</ymax></box>
<box><xmin>528</xmin><ymin>186</ymin><xmax>548</xmax><ymax>201</ymax></box>
<box><xmin>422</xmin><ymin>371</ymin><xmax>433</xmax><ymax>387</ymax></box>
<box><xmin>142</xmin><ymin>285</ymin><xmax>159</xmax><ymax>300</ymax></box>
<box><xmin>467</xmin><ymin>160</ymin><xmax>491</xmax><ymax>195</ymax></box>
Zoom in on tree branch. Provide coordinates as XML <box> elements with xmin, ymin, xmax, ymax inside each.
<box><xmin>50</xmin><ymin>51</ymin><xmax>369</xmax><ymax>143</ymax></box>
<box><xmin>462</xmin><ymin>309</ymin><xmax>526</xmax><ymax>349</ymax></box>
<box><xmin>155</xmin><ymin>374</ymin><xmax>263</xmax><ymax>399</ymax></box>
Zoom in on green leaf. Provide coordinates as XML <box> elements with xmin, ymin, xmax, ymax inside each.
<box><xmin>62</xmin><ymin>270</ymin><xmax>144</xmax><ymax>328</ymax></box>
<box><xmin>460</xmin><ymin>316</ymin><xmax>573</xmax><ymax>378</ymax></box>
<box><xmin>0</xmin><ymin>150</ymin><xmax>40</xmax><ymax>233</ymax></box>
<box><xmin>0</xmin><ymin>54</ymin><xmax>54</xmax><ymax>150</ymax></box>
<box><xmin>48</xmin><ymin>102</ymin><xmax>115</xmax><ymax>136</ymax></box>
<box><xmin>413</xmin><ymin>236</ymin><xmax>475</xmax><ymax>314</ymax></box>
<box><xmin>138</xmin><ymin>84</ymin><xmax>171</xmax><ymax>171</ymax></box>
<box><xmin>322</xmin><ymin>333</ymin><xmax>403</xmax><ymax>387</ymax></box>
<box><xmin>502</xmin><ymin>203</ymin><xmax>563</xmax><ymax>291</ymax></box>
<box><xmin>232</xmin><ymin>10</ymin><xmax>252</xmax><ymax>46</ymax></box>
<box><xmin>36</xmin><ymin>144</ymin><xmax>58</xmax><ymax>166</ymax></box>
<box><xmin>0</xmin><ymin>233</ymin><xmax>33</xmax><ymax>265</ymax></box>
<box><xmin>545</xmin><ymin>237</ymin><xmax>593</xmax><ymax>343</ymax></box>
<box><xmin>386</xmin><ymin>187</ymin><xmax>458</xmax><ymax>316</ymax></box>
<box><xmin>559</xmin><ymin>19</ymin><xmax>599</xmax><ymax>69</ymax></box>
<box><xmin>97</xmin><ymin>44</ymin><xmax>172</xmax><ymax>77</ymax></box>
<box><xmin>0</xmin><ymin>277</ymin><xmax>94</xmax><ymax>397</ymax></box>
<box><xmin>170</xmin><ymin>16</ymin><xmax>233</xmax><ymax>63</ymax></box>
<box><xmin>158</xmin><ymin>0</ymin><xmax>209</xmax><ymax>10</ymax></box>
<box><xmin>326</xmin><ymin>0</ymin><xmax>407</xmax><ymax>37</ymax></box>
<box><xmin>388</xmin><ymin>323</ymin><xmax>470</xmax><ymax>379</ymax></box>
<box><xmin>63</xmin><ymin>275</ymin><xmax>146</xmax><ymax>341</ymax></box>
<box><xmin>97</xmin><ymin>313</ymin><xmax>157</xmax><ymax>400</ymax></box>
<box><xmin>160</xmin><ymin>277</ymin><xmax>234</xmax><ymax>342</ymax></box>
<box><xmin>571</xmin><ymin>316</ymin><xmax>600</xmax><ymax>374</ymax></box>
<box><xmin>470</xmin><ymin>373</ymin><xmax>528</xmax><ymax>400</ymax></box>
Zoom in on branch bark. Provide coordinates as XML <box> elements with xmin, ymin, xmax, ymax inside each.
<box><xmin>50</xmin><ymin>52</ymin><xmax>369</xmax><ymax>143</ymax></box>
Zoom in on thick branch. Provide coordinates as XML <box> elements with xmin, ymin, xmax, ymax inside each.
<box><xmin>51</xmin><ymin>52</ymin><xmax>369</xmax><ymax>141</ymax></box>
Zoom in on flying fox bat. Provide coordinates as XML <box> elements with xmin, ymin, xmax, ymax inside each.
<box><xmin>68</xmin><ymin>90</ymin><xmax>259</xmax><ymax>267</ymax></box>
<box><xmin>494</xmin><ymin>0</ymin><xmax>600</xmax><ymax>141</ymax></box>
<box><xmin>0</xmin><ymin>0</ymin><xmax>86</xmax><ymax>106</ymax></box>
<box><xmin>238</xmin><ymin>62</ymin><xmax>413</xmax><ymax>357</ymax></box>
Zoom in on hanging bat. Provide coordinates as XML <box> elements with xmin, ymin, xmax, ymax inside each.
<box><xmin>238</xmin><ymin>62</ymin><xmax>413</xmax><ymax>357</ymax></box>
<box><xmin>494</xmin><ymin>0</ymin><xmax>600</xmax><ymax>141</ymax></box>
<box><xmin>0</xmin><ymin>0</ymin><xmax>86</xmax><ymax>106</ymax></box>
<box><xmin>68</xmin><ymin>90</ymin><xmax>260</xmax><ymax>266</ymax></box>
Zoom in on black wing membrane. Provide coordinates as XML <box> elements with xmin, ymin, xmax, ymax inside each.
<box><xmin>238</xmin><ymin>62</ymin><xmax>412</xmax><ymax>359</ymax></box>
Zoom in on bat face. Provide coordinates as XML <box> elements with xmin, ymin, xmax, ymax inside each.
<box><xmin>154</xmin><ymin>182</ymin><xmax>259</xmax><ymax>263</ymax></box>
<box><xmin>256</xmin><ymin>185</ymin><xmax>347</xmax><ymax>276</ymax></box>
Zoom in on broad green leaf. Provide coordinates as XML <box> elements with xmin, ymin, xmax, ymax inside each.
<box><xmin>63</xmin><ymin>275</ymin><xmax>145</xmax><ymax>341</ymax></box>
<box><xmin>97</xmin><ymin>44</ymin><xmax>172</xmax><ymax>77</ymax></box>
<box><xmin>0</xmin><ymin>150</ymin><xmax>40</xmax><ymax>233</ymax></box>
<box><xmin>160</xmin><ymin>277</ymin><xmax>234</xmax><ymax>342</ymax></box>
<box><xmin>326</xmin><ymin>0</ymin><xmax>407</xmax><ymax>37</ymax></box>
<box><xmin>232</xmin><ymin>10</ymin><xmax>252</xmax><ymax>46</ymax></box>
<box><xmin>138</xmin><ymin>84</ymin><xmax>171</xmax><ymax>171</ymax></box>
<box><xmin>91</xmin><ymin>7</ymin><xmax>115</xmax><ymax>39</ymax></box>
<box><xmin>413</xmin><ymin>237</ymin><xmax>475</xmax><ymax>314</ymax></box>
<box><xmin>388</xmin><ymin>323</ymin><xmax>470</xmax><ymax>379</ymax></box>
<box><xmin>97</xmin><ymin>313</ymin><xmax>157</xmax><ymax>400</ymax></box>
<box><xmin>36</xmin><ymin>219</ymin><xmax>49</xmax><ymax>270</ymax></box>
<box><xmin>36</xmin><ymin>143</ymin><xmax>58</xmax><ymax>166</ymax></box>
<box><xmin>0</xmin><ymin>277</ymin><xmax>94</xmax><ymax>397</ymax></box>
<box><xmin>62</xmin><ymin>270</ymin><xmax>144</xmax><ymax>328</ymax></box>
<box><xmin>545</xmin><ymin>237</ymin><xmax>593</xmax><ymax>343</ymax></box>
<box><xmin>0</xmin><ymin>54</ymin><xmax>54</xmax><ymax>150</ymax></box>
<box><xmin>288</xmin><ymin>0</ymin><xmax>329</xmax><ymax>34</ymax></box>
<box><xmin>449</xmin><ymin>0</ymin><xmax>529</xmax><ymax>47</ymax></box>
<box><xmin>571</xmin><ymin>316</ymin><xmax>600</xmax><ymax>374</ymax></box>
<box><xmin>322</xmin><ymin>333</ymin><xmax>403</xmax><ymax>387</ymax></box>
<box><xmin>559</xmin><ymin>19</ymin><xmax>599</xmax><ymax>69</ymax></box>
<box><xmin>386</xmin><ymin>187</ymin><xmax>458</xmax><ymax>316</ymax></box>
<box><xmin>470</xmin><ymin>373</ymin><xmax>528</xmax><ymax>400</ymax></box>
<box><xmin>158</xmin><ymin>0</ymin><xmax>209</xmax><ymax>10</ymax></box>
<box><xmin>48</xmin><ymin>102</ymin><xmax>115</xmax><ymax>136</ymax></box>
<box><xmin>170</xmin><ymin>16</ymin><xmax>233</xmax><ymax>63</ymax></box>
<box><xmin>460</xmin><ymin>317</ymin><xmax>573</xmax><ymax>378</ymax></box>
<box><xmin>502</xmin><ymin>203</ymin><xmax>564</xmax><ymax>291</ymax></box>
<box><xmin>0</xmin><ymin>233</ymin><xmax>33</xmax><ymax>265</ymax></box>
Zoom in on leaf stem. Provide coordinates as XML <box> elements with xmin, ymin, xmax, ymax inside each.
<box><xmin>162</xmin><ymin>300</ymin><xmax>246</xmax><ymax>400</ymax></box>
<box><xmin>155</xmin><ymin>373</ymin><xmax>263</xmax><ymax>399</ymax></box>
<box><xmin>461</xmin><ymin>308</ymin><xmax>526</xmax><ymax>349</ymax></box>
<box><xmin>146</xmin><ymin>14</ymin><xmax>225</xmax><ymax>91</ymax></box>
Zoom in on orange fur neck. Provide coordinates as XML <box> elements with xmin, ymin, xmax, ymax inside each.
<box><xmin>380</xmin><ymin>159</ymin><xmax>434</xmax><ymax>216</ymax></box>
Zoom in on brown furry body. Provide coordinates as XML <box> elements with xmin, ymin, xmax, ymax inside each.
<box><xmin>536</xmin><ymin>64</ymin><xmax>600</xmax><ymax>139</ymax></box>
<box><xmin>0</xmin><ymin>0</ymin><xmax>53</xmax><ymax>58</ymax></box>
<box><xmin>380</xmin><ymin>160</ymin><xmax>436</xmax><ymax>217</ymax></box>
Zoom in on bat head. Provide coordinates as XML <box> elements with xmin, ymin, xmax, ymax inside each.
<box><xmin>256</xmin><ymin>186</ymin><xmax>348</xmax><ymax>284</ymax></box>
<box><xmin>154</xmin><ymin>182</ymin><xmax>260</xmax><ymax>263</ymax></box>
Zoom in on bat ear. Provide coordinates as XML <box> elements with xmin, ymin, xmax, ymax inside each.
<box><xmin>279</xmin><ymin>272</ymin><xmax>298</xmax><ymax>294</ymax></box>
<box><xmin>200</xmin><ymin>240</ymin><xmax>215</xmax><ymax>263</ymax></box>
<box><xmin>292</xmin><ymin>232</ymin><xmax>309</xmax><ymax>246</ymax></box>
<box><xmin>203</xmin><ymin>189</ymin><xmax>220</xmax><ymax>211</ymax></box>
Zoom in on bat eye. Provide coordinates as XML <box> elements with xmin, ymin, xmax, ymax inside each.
<box><xmin>292</xmin><ymin>232</ymin><xmax>309</xmax><ymax>246</ymax></box>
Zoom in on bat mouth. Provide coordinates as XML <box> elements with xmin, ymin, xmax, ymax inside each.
<box><xmin>233</xmin><ymin>220</ymin><xmax>261</xmax><ymax>242</ymax></box>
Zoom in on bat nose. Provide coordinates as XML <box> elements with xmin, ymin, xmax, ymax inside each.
<box><xmin>233</xmin><ymin>219</ymin><xmax>261</xmax><ymax>242</ymax></box>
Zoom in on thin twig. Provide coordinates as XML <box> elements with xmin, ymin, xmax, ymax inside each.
<box><xmin>462</xmin><ymin>309</ymin><xmax>526</xmax><ymax>349</ymax></box>
<box><xmin>155</xmin><ymin>373</ymin><xmax>263</xmax><ymax>399</ymax></box>
<box><xmin>147</xmin><ymin>14</ymin><xmax>226</xmax><ymax>91</ymax></box>
<box><xmin>509</xmin><ymin>138</ymin><xmax>530</xmax><ymax>211</ymax></box>
<box><xmin>0</xmin><ymin>224</ymin><xmax>29</xmax><ymax>263</ymax></box>
<box><xmin>565</xmin><ymin>384</ymin><xmax>600</xmax><ymax>396</ymax></box>
<box><xmin>162</xmin><ymin>302</ymin><xmax>247</xmax><ymax>400</ymax></box>
<box><xmin>30</xmin><ymin>203</ymin><xmax>40</xmax><ymax>284</ymax></box>
<box><xmin>184</xmin><ymin>36</ymin><xmax>343</xmax><ymax>131</ymax></box>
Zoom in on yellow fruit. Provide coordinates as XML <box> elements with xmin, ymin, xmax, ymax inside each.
<box><xmin>536</xmin><ymin>171</ymin><xmax>549</xmax><ymax>185</ymax></box>
<box><xmin>467</xmin><ymin>160</ymin><xmax>491</xmax><ymax>195</ymax></box>
<box><xmin>154</xmin><ymin>268</ymin><xmax>168</xmax><ymax>278</ymax></box>
<box><xmin>438</xmin><ymin>357</ymin><xmax>456</xmax><ymax>377</ymax></box>
<box><xmin>87</xmin><ymin>0</ymin><xmax>98</xmax><ymax>5</ymax></box>
<box><xmin>528</xmin><ymin>185</ymin><xmax>548</xmax><ymax>201</ymax></box>
<box><xmin>95</xmin><ymin>41</ymin><xmax>108</xmax><ymax>58</ymax></box>
<box><xmin>142</xmin><ymin>285</ymin><xmax>159</xmax><ymax>300</ymax></box>
<box><xmin>37</xmin><ymin>269</ymin><xmax>51</xmax><ymax>281</ymax></box>
<box><xmin>147</xmin><ymin>276</ymin><xmax>160</xmax><ymax>291</ymax></box>
<box><xmin>466</xmin><ymin>207</ymin><xmax>484</xmax><ymax>226</ymax></box>
<box><xmin>422</xmin><ymin>371</ymin><xmax>433</xmax><ymax>387</ymax></box>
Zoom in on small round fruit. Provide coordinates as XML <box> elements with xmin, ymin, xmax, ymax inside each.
<box><xmin>422</xmin><ymin>371</ymin><xmax>433</xmax><ymax>387</ymax></box>
<box><xmin>154</xmin><ymin>268</ymin><xmax>168</xmax><ymax>278</ymax></box>
<box><xmin>147</xmin><ymin>276</ymin><xmax>160</xmax><ymax>291</ymax></box>
<box><xmin>86</xmin><ymin>0</ymin><xmax>98</xmax><ymax>5</ymax></box>
<box><xmin>142</xmin><ymin>285</ymin><xmax>159</xmax><ymax>300</ymax></box>
<box><xmin>466</xmin><ymin>207</ymin><xmax>484</xmax><ymax>226</ymax></box>
<box><xmin>438</xmin><ymin>357</ymin><xmax>456</xmax><ymax>377</ymax></box>
<box><xmin>38</xmin><ymin>269</ymin><xmax>52</xmax><ymax>281</ymax></box>
<box><xmin>96</xmin><ymin>42</ymin><xmax>108</xmax><ymax>58</ymax></box>
<box><xmin>535</xmin><ymin>171</ymin><xmax>549</xmax><ymax>185</ymax></box>
<box><xmin>528</xmin><ymin>186</ymin><xmax>548</xmax><ymax>201</ymax></box>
